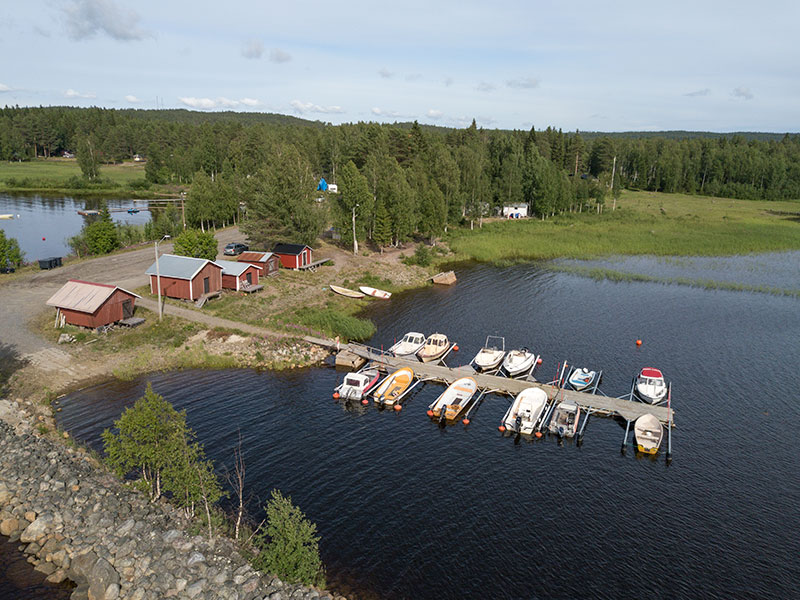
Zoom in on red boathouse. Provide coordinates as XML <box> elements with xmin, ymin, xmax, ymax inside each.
<box><xmin>272</xmin><ymin>243</ymin><xmax>313</xmax><ymax>270</ymax></box>
<box><xmin>46</xmin><ymin>280</ymin><xmax>141</xmax><ymax>328</ymax></box>
<box><xmin>145</xmin><ymin>254</ymin><xmax>223</xmax><ymax>301</ymax></box>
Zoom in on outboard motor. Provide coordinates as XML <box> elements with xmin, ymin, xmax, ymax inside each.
<box><xmin>438</xmin><ymin>405</ymin><xmax>448</xmax><ymax>425</ymax></box>
<box><xmin>515</xmin><ymin>415</ymin><xmax>522</xmax><ymax>433</ymax></box>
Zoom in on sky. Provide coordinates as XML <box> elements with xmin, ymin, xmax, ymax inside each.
<box><xmin>1</xmin><ymin>0</ymin><xmax>799</xmax><ymax>132</ymax></box>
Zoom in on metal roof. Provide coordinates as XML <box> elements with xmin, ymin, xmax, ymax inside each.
<box><xmin>216</xmin><ymin>260</ymin><xmax>255</xmax><ymax>276</ymax></box>
<box><xmin>145</xmin><ymin>254</ymin><xmax>221</xmax><ymax>280</ymax></box>
<box><xmin>46</xmin><ymin>280</ymin><xmax>141</xmax><ymax>314</ymax></box>
<box><xmin>237</xmin><ymin>251</ymin><xmax>275</xmax><ymax>263</ymax></box>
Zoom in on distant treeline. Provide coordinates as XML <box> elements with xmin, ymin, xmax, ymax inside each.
<box><xmin>1</xmin><ymin>106</ymin><xmax>799</xmax><ymax>243</ymax></box>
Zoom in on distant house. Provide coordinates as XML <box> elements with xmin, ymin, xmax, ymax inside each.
<box><xmin>237</xmin><ymin>251</ymin><xmax>280</xmax><ymax>277</ymax></box>
<box><xmin>502</xmin><ymin>203</ymin><xmax>529</xmax><ymax>218</ymax></box>
<box><xmin>145</xmin><ymin>254</ymin><xmax>222</xmax><ymax>301</ymax></box>
<box><xmin>46</xmin><ymin>279</ymin><xmax>140</xmax><ymax>329</ymax></box>
<box><xmin>327</xmin><ymin>183</ymin><xmax>338</xmax><ymax>193</ymax></box>
<box><xmin>217</xmin><ymin>260</ymin><xmax>260</xmax><ymax>291</ymax></box>
<box><xmin>272</xmin><ymin>243</ymin><xmax>313</xmax><ymax>270</ymax></box>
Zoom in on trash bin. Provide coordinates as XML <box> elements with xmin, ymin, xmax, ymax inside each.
<box><xmin>38</xmin><ymin>257</ymin><xmax>62</xmax><ymax>270</ymax></box>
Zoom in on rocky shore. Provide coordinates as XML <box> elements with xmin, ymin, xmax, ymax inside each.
<box><xmin>0</xmin><ymin>413</ymin><xmax>340</xmax><ymax>600</ymax></box>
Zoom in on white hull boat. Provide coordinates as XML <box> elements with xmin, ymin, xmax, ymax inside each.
<box><xmin>548</xmin><ymin>401</ymin><xmax>581</xmax><ymax>437</ymax></box>
<box><xmin>334</xmin><ymin>368</ymin><xmax>380</xmax><ymax>401</ymax></box>
<box><xmin>359</xmin><ymin>285</ymin><xmax>392</xmax><ymax>299</ymax></box>
<box><xmin>428</xmin><ymin>377</ymin><xmax>478</xmax><ymax>422</ymax></box>
<box><xmin>417</xmin><ymin>333</ymin><xmax>450</xmax><ymax>363</ymax></box>
<box><xmin>567</xmin><ymin>368</ymin><xmax>597</xmax><ymax>391</ymax></box>
<box><xmin>635</xmin><ymin>367</ymin><xmax>668</xmax><ymax>404</ymax></box>
<box><xmin>473</xmin><ymin>336</ymin><xmax>506</xmax><ymax>371</ymax></box>
<box><xmin>502</xmin><ymin>348</ymin><xmax>536</xmax><ymax>377</ymax></box>
<box><xmin>502</xmin><ymin>387</ymin><xmax>548</xmax><ymax>435</ymax></box>
<box><xmin>330</xmin><ymin>285</ymin><xmax>365</xmax><ymax>299</ymax></box>
<box><xmin>389</xmin><ymin>332</ymin><xmax>426</xmax><ymax>357</ymax></box>
<box><xmin>634</xmin><ymin>413</ymin><xmax>663</xmax><ymax>454</ymax></box>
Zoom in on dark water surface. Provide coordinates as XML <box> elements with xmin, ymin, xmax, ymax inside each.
<box><xmin>0</xmin><ymin>537</ymin><xmax>73</xmax><ymax>599</ymax></box>
<box><xmin>0</xmin><ymin>194</ymin><xmax>151</xmax><ymax>259</ymax></box>
<box><xmin>52</xmin><ymin>260</ymin><xmax>800</xmax><ymax>599</ymax></box>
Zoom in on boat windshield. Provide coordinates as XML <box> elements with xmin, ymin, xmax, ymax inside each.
<box><xmin>345</xmin><ymin>377</ymin><xmax>362</xmax><ymax>386</ymax></box>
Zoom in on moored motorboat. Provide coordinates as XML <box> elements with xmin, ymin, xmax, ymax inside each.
<box><xmin>428</xmin><ymin>377</ymin><xmax>478</xmax><ymax>422</ymax></box>
<box><xmin>417</xmin><ymin>333</ymin><xmax>450</xmax><ymax>363</ymax></box>
<box><xmin>389</xmin><ymin>332</ymin><xmax>426</xmax><ymax>357</ymax></box>
<box><xmin>358</xmin><ymin>285</ymin><xmax>392</xmax><ymax>299</ymax></box>
<box><xmin>334</xmin><ymin>368</ymin><xmax>380</xmax><ymax>401</ymax></box>
<box><xmin>567</xmin><ymin>368</ymin><xmax>597</xmax><ymax>391</ymax></box>
<box><xmin>634</xmin><ymin>413</ymin><xmax>663</xmax><ymax>454</ymax></box>
<box><xmin>472</xmin><ymin>336</ymin><xmax>506</xmax><ymax>372</ymax></box>
<box><xmin>0</xmin><ymin>214</ymin><xmax>14</xmax><ymax>220</ymax></box>
<box><xmin>501</xmin><ymin>387</ymin><xmax>548</xmax><ymax>435</ymax></box>
<box><xmin>548</xmin><ymin>401</ymin><xmax>581</xmax><ymax>437</ymax></box>
<box><xmin>502</xmin><ymin>347</ymin><xmax>536</xmax><ymax>377</ymax></box>
<box><xmin>372</xmin><ymin>367</ymin><xmax>415</xmax><ymax>406</ymax></box>
<box><xmin>330</xmin><ymin>284</ymin><xmax>365</xmax><ymax>299</ymax></box>
<box><xmin>635</xmin><ymin>368</ymin><xmax>668</xmax><ymax>404</ymax></box>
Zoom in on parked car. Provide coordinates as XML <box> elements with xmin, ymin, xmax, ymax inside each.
<box><xmin>224</xmin><ymin>242</ymin><xmax>249</xmax><ymax>255</ymax></box>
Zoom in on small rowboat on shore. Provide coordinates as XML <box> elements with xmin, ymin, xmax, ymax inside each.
<box><xmin>330</xmin><ymin>285</ymin><xmax>365</xmax><ymax>299</ymax></box>
<box><xmin>432</xmin><ymin>271</ymin><xmax>456</xmax><ymax>285</ymax></box>
<box><xmin>359</xmin><ymin>285</ymin><xmax>392</xmax><ymax>299</ymax></box>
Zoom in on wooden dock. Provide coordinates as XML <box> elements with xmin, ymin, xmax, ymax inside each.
<box><xmin>344</xmin><ymin>343</ymin><xmax>674</xmax><ymax>426</ymax></box>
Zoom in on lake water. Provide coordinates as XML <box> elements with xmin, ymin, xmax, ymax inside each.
<box><xmin>48</xmin><ymin>256</ymin><xmax>800</xmax><ymax>599</ymax></box>
<box><xmin>0</xmin><ymin>194</ymin><xmax>151</xmax><ymax>260</ymax></box>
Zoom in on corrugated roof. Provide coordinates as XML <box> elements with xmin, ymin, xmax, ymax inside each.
<box><xmin>238</xmin><ymin>251</ymin><xmax>273</xmax><ymax>263</ymax></box>
<box><xmin>272</xmin><ymin>243</ymin><xmax>310</xmax><ymax>255</ymax></box>
<box><xmin>145</xmin><ymin>254</ymin><xmax>221</xmax><ymax>280</ymax></box>
<box><xmin>46</xmin><ymin>280</ymin><xmax>141</xmax><ymax>313</ymax></box>
<box><xmin>216</xmin><ymin>260</ymin><xmax>255</xmax><ymax>276</ymax></box>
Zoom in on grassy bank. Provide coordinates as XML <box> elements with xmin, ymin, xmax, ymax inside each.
<box><xmin>446</xmin><ymin>191</ymin><xmax>800</xmax><ymax>262</ymax></box>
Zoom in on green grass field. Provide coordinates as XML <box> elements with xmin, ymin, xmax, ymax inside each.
<box><xmin>446</xmin><ymin>191</ymin><xmax>800</xmax><ymax>261</ymax></box>
<box><xmin>0</xmin><ymin>158</ymin><xmax>146</xmax><ymax>185</ymax></box>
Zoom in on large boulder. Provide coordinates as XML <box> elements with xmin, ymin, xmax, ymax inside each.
<box><xmin>19</xmin><ymin>513</ymin><xmax>54</xmax><ymax>543</ymax></box>
<box><xmin>88</xmin><ymin>557</ymin><xmax>119</xmax><ymax>600</ymax></box>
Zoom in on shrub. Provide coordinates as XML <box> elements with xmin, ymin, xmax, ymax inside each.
<box><xmin>403</xmin><ymin>244</ymin><xmax>432</xmax><ymax>267</ymax></box>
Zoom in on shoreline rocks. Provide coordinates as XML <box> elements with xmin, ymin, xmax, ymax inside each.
<box><xmin>0</xmin><ymin>420</ymin><xmax>339</xmax><ymax>600</ymax></box>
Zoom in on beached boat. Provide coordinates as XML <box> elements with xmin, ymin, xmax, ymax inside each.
<box><xmin>330</xmin><ymin>285</ymin><xmax>365</xmax><ymax>299</ymax></box>
<box><xmin>634</xmin><ymin>414</ymin><xmax>663</xmax><ymax>454</ymax></box>
<box><xmin>548</xmin><ymin>401</ymin><xmax>581</xmax><ymax>437</ymax></box>
<box><xmin>502</xmin><ymin>387</ymin><xmax>548</xmax><ymax>435</ymax></box>
<box><xmin>334</xmin><ymin>368</ymin><xmax>380</xmax><ymax>401</ymax></box>
<box><xmin>431</xmin><ymin>271</ymin><xmax>456</xmax><ymax>285</ymax></box>
<box><xmin>635</xmin><ymin>367</ymin><xmax>668</xmax><ymax>404</ymax></box>
<box><xmin>428</xmin><ymin>377</ymin><xmax>478</xmax><ymax>422</ymax></box>
<box><xmin>373</xmin><ymin>367</ymin><xmax>415</xmax><ymax>406</ymax></box>
<box><xmin>358</xmin><ymin>286</ymin><xmax>392</xmax><ymax>299</ymax></box>
<box><xmin>502</xmin><ymin>347</ymin><xmax>536</xmax><ymax>377</ymax></box>
<box><xmin>389</xmin><ymin>332</ymin><xmax>426</xmax><ymax>357</ymax></box>
<box><xmin>472</xmin><ymin>336</ymin><xmax>506</xmax><ymax>372</ymax></box>
<box><xmin>567</xmin><ymin>368</ymin><xmax>597</xmax><ymax>391</ymax></box>
<box><xmin>0</xmin><ymin>214</ymin><xmax>14</xmax><ymax>220</ymax></box>
<box><xmin>417</xmin><ymin>333</ymin><xmax>450</xmax><ymax>363</ymax></box>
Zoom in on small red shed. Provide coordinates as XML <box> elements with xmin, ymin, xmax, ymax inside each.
<box><xmin>218</xmin><ymin>260</ymin><xmax>261</xmax><ymax>291</ymax></box>
<box><xmin>145</xmin><ymin>254</ymin><xmax>223</xmax><ymax>301</ymax></box>
<box><xmin>272</xmin><ymin>243</ymin><xmax>313</xmax><ymax>270</ymax></box>
<box><xmin>46</xmin><ymin>280</ymin><xmax>141</xmax><ymax>329</ymax></box>
<box><xmin>237</xmin><ymin>251</ymin><xmax>280</xmax><ymax>277</ymax></box>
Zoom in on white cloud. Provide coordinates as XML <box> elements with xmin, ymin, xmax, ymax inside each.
<box><xmin>371</xmin><ymin>107</ymin><xmax>408</xmax><ymax>118</ymax></box>
<box><xmin>124</xmin><ymin>94</ymin><xmax>140</xmax><ymax>103</ymax></box>
<box><xmin>732</xmin><ymin>87</ymin><xmax>754</xmax><ymax>100</ymax></box>
<box><xmin>217</xmin><ymin>97</ymin><xmax>240</xmax><ymax>108</ymax></box>
<box><xmin>0</xmin><ymin>83</ymin><xmax>11</xmax><ymax>92</ymax></box>
<box><xmin>242</xmin><ymin>40</ymin><xmax>263</xmax><ymax>59</ymax></box>
<box><xmin>290</xmin><ymin>100</ymin><xmax>344</xmax><ymax>114</ymax></box>
<box><xmin>378</xmin><ymin>68</ymin><xmax>394</xmax><ymax>79</ymax></box>
<box><xmin>240</xmin><ymin>98</ymin><xmax>259</xmax><ymax>107</ymax></box>
<box><xmin>64</xmin><ymin>88</ymin><xmax>96</xmax><ymax>99</ymax></box>
<box><xmin>405</xmin><ymin>73</ymin><xmax>422</xmax><ymax>82</ymax></box>
<box><xmin>178</xmin><ymin>97</ymin><xmax>219</xmax><ymax>109</ymax></box>
<box><xmin>427</xmin><ymin>109</ymin><xmax>443</xmax><ymax>119</ymax></box>
<box><xmin>476</xmin><ymin>81</ymin><xmax>495</xmax><ymax>92</ymax></box>
<box><xmin>177</xmin><ymin>97</ymin><xmax>260</xmax><ymax>110</ymax></box>
<box><xmin>269</xmin><ymin>48</ymin><xmax>292</xmax><ymax>63</ymax></box>
<box><xmin>63</xmin><ymin>0</ymin><xmax>148</xmax><ymax>41</ymax></box>
<box><xmin>507</xmin><ymin>77</ymin><xmax>539</xmax><ymax>89</ymax></box>
<box><xmin>443</xmin><ymin>77</ymin><xmax>454</xmax><ymax>87</ymax></box>
<box><xmin>684</xmin><ymin>88</ymin><xmax>711</xmax><ymax>97</ymax></box>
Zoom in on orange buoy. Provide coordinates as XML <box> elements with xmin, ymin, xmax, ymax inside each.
<box><xmin>536</xmin><ymin>357</ymin><xmax>543</xmax><ymax>364</ymax></box>
<box><xmin>361</xmin><ymin>398</ymin><xmax>368</xmax><ymax>405</ymax></box>
<box><xmin>453</xmin><ymin>345</ymin><xmax>459</xmax><ymax>352</ymax></box>
<box><xmin>393</xmin><ymin>404</ymin><xmax>402</xmax><ymax>411</ymax></box>
<box><xmin>498</xmin><ymin>425</ymin><xmax>506</xmax><ymax>432</ymax></box>
<box><xmin>535</xmin><ymin>431</ymin><xmax>543</xmax><ymax>439</ymax></box>
<box><xmin>426</xmin><ymin>409</ymin><xmax>434</xmax><ymax>417</ymax></box>
<box><xmin>333</xmin><ymin>392</ymin><xmax>340</xmax><ymax>399</ymax></box>
<box><xmin>636</xmin><ymin>339</ymin><xmax>643</xmax><ymax>346</ymax></box>
<box><xmin>462</xmin><ymin>418</ymin><xmax>470</xmax><ymax>425</ymax></box>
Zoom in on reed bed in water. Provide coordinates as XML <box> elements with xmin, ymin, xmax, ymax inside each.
<box><xmin>447</xmin><ymin>192</ymin><xmax>800</xmax><ymax>262</ymax></box>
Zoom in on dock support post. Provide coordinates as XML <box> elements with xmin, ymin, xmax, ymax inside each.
<box><xmin>666</xmin><ymin>383</ymin><xmax>673</xmax><ymax>464</ymax></box>
<box><xmin>576</xmin><ymin>409</ymin><xmax>592</xmax><ymax>446</ymax></box>
<box><xmin>621</xmin><ymin>419</ymin><xmax>630</xmax><ymax>453</ymax></box>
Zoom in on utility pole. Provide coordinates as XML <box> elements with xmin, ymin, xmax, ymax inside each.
<box><xmin>154</xmin><ymin>235</ymin><xmax>170</xmax><ymax>321</ymax></box>
<box><xmin>610</xmin><ymin>155</ymin><xmax>617</xmax><ymax>211</ymax></box>
<box><xmin>351</xmin><ymin>204</ymin><xmax>359</xmax><ymax>256</ymax></box>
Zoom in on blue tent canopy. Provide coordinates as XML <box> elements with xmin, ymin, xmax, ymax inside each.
<box><xmin>317</xmin><ymin>178</ymin><xmax>328</xmax><ymax>191</ymax></box>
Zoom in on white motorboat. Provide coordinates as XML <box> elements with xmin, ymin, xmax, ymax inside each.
<box><xmin>417</xmin><ymin>333</ymin><xmax>450</xmax><ymax>363</ymax></box>
<box><xmin>634</xmin><ymin>414</ymin><xmax>663</xmax><ymax>454</ymax></box>
<box><xmin>472</xmin><ymin>336</ymin><xmax>506</xmax><ymax>372</ymax></box>
<box><xmin>502</xmin><ymin>387</ymin><xmax>548</xmax><ymax>435</ymax></box>
<box><xmin>567</xmin><ymin>368</ymin><xmax>597</xmax><ymax>391</ymax></box>
<box><xmin>428</xmin><ymin>377</ymin><xmax>478</xmax><ymax>422</ymax></box>
<box><xmin>502</xmin><ymin>347</ymin><xmax>536</xmax><ymax>377</ymax></box>
<box><xmin>334</xmin><ymin>368</ymin><xmax>380</xmax><ymax>401</ymax></box>
<box><xmin>635</xmin><ymin>368</ymin><xmax>668</xmax><ymax>404</ymax></box>
<box><xmin>389</xmin><ymin>332</ymin><xmax>426</xmax><ymax>357</ymax></box>
<box><xmin>358</xmin><ymin>286</ymin><xmax>392</xmax><ymax>299</ymax></box>
<box><xmin>548</xmin><ymin>401</ymin><xmax>581</xmax><ymax>437</ymax></box>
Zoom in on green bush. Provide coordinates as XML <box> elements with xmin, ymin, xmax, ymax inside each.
<box><xmin>402</xmin><ymin>244</ymin><xmax>432</xmax><ymax>267</ymax></box>
<box><xmin>173</xmin><ymin>229</ymin><xmax>218</xmax><ymax>260</ymax></box>
<box><xmin>251</xmin><ymin>489</ymin><xmax>325</xmax><ymax>588</ymax></box>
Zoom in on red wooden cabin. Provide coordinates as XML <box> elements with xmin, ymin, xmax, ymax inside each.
<box><xmin>46</xmin><ymin>280</ymin><xmax>140</xmax><ymax>328</ymax></box>
<box><xmin>145</xmin><ymin>254</ymin><xmax>223</xmax><ymax>301</ymax></box>
<box><xmin>218</xmin><ymin>261</ymin><xmax>261</xmax><ymax>291</ymax></box>
<box><xmin>272</xmin><ymin>243</ymin><xmax>313</xmax><ymax>270</ymax></box>
<box><xmin>237</xmin><ymin>251</ymin><xmax>280</xmax><ymax>277</ymax></box>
